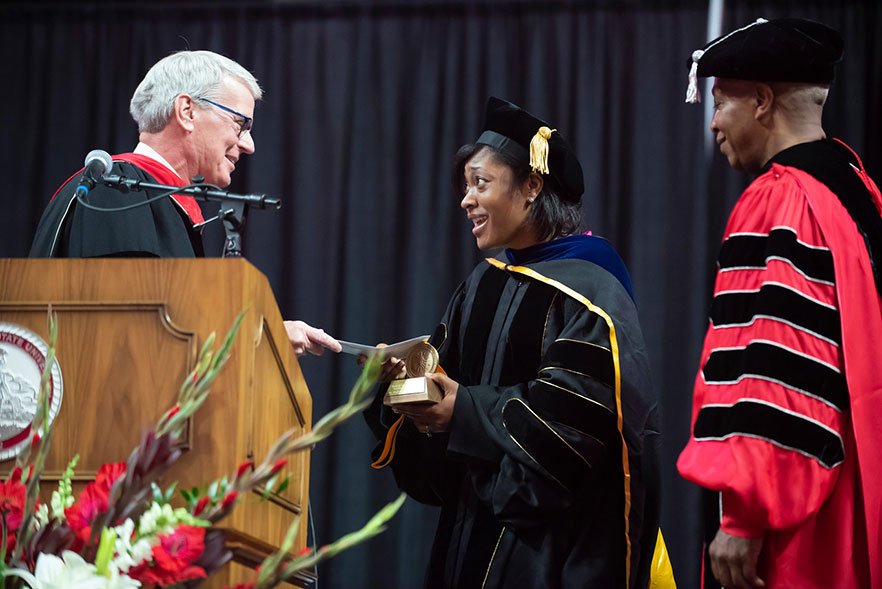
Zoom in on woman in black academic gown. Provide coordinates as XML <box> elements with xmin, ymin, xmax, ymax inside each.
<box><xmin>364</xmin><ymin>97</ymin><xmax>661</xmax><ymax>589</ymax></box>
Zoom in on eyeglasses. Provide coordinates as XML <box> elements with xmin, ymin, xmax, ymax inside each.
<box><xmin>196</xmin><ymin>97</ymin><xmax>253</xmax><ymax>138</ymax></box>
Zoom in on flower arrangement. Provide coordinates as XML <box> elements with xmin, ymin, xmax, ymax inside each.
<box><xmin>0</xmin><ymin>312</ymin><xmax>403</xmax><ymax>588</ymax></box>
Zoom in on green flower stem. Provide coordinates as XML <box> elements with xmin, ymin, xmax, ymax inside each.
<box><xmin>0</xmin><ymin>512</ymin><xmax>8</xmax><ymax>573</ymax></box>
<box><xmin>156</xmin><ymin>310</ymin><xmax>246</xmax><ymax>441</ymax></box>
<box><xmin>202</xmin><ymin>355</ymin><xmax>382</xmax><ymax>525</ymax></box>
<box><xmin>11</xmin><ymin>311</ymin><xmax>59</xmax><ymax>563</ymax></box>
<box><xmin>255</xmin><ymin>493</ymin><xmax>407</xmax><ymax>589</ymax></box>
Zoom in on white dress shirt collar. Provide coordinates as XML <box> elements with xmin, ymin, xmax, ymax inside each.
<box><xmin>133</xmin><ymin>142</ymin><xmax>183</xmax><ymax>179</ymax></box>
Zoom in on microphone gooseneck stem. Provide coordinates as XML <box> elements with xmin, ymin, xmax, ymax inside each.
<box><xmin>101</xmin><ymin>175</ymin><xmax>281</xmax><ymax>209</ymax></box>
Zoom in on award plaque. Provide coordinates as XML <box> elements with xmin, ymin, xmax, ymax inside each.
<box><xmin>383</xmin><ymin>341</ymin><xmax>443</xmax><ymax>405</ymax></box>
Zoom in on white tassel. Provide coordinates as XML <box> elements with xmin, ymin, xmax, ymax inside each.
<box><xmin>685</xmin><ymin>18</ymin><xmax>769</xmax><ymax>104</ymax></box>
<box><xmin>685</xmin><ymin>50</ymin><xmax>704</xmax><ymax>104</ymax></box>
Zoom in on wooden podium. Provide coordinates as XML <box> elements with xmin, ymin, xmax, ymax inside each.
<box><xmin>0</xmin><ymin>258</ymin><xmax>314</xmax><ymax>587</ymax></box>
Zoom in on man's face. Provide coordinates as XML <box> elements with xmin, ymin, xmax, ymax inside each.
<box><xmin>191</xmin><ymin>79</ymin><xmax>255</xmax><ymax>187</ymax></box>
<box><xmin>710</xmin><ymin>79</ymin><xmax>766</xmax><ymax>174</ymax></box>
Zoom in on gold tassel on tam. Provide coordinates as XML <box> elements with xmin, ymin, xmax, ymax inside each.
<box><xmin>529</xmin><ymin>126</ymin><xmax>556</xmax><ymax>174</ymax></box>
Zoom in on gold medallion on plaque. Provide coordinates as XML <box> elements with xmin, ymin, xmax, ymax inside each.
<box><xmin>384</xmin><ymin>341</ymin><xmax>442</xmax><ymax>405</ymax></box>
<box><xmin>405</xmin><ymin>341</ymin><xmax>439</xmax><ymax>377</ymax></box>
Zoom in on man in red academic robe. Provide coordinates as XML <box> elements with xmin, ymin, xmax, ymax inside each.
<box><xmin>677</xmin><ymin>18</ymin><xmax>882</xmax><ymax>589</ymax></box>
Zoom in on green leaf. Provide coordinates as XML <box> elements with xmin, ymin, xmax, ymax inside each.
<box><xmin>197</xmin><ymin>332</ymin><xmax>217</xmax><ymax>361</ymax></box>
<box><xmin>151</xmin><ymin>482</ymin><xmax>164</xmax><ymax>504</ymax></box>
<box><xmin>256</xmin><ymin>516</ymin><xmax>302</xmax><ymax>586</ymax></box>
<box><xmin>261</xmin><ymin>475</ymin><xmax>278</xmax><ymax>500</ymax></box>
<box><xmin>276</xmin><ymin>478</ymin><xmax>289</xmax><ymax>494</ymax></box>
<box><xmin>259</xmin><ymin>493</ymin><xmax>406</xmax><ymax>589</ymax></box>
<box><xmin>212</xmin><ymin>309</ymin><xmax>246</xmax><ymax>371</ymax></box>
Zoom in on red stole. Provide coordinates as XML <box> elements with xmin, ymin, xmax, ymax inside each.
<box><xmin>51</xmin><ymin>152</ymin><xmax>204</xmax><ymax>225</ymax></box>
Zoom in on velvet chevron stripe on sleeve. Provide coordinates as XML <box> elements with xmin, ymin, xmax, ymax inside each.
<box><xmin>691</xmin><ymin>166</ymin><xmax>848</xmax><ymax>469</ymax></box>
<box><xmin>693</xmin><ymin>399</ymin><xmax>845</xmax><ymax>469</ymax></box>
<box><xmin>718</xmin><ymin>227</ymin><xmax>835</xmax><ymax>284</ymax></box>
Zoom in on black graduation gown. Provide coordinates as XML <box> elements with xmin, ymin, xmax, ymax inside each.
<box><xmin>365</xmin><ymin>255</ymin><xmax>660</xmax><ymax>588</ymax></box>
<box><xmin>29</xmin><ymin>161</ymin><xmax>203</xmax><ymax>258</ymax></box>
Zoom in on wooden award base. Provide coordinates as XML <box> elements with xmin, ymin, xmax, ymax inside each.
<box><xmin>383</xmin><ymin>376</ymin><xmax>442</xmax><ymax>405</ymax></box>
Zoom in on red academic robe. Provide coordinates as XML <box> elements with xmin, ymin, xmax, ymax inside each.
<box><xmin>678</xmin><ymin>139</ymin><xmax>882</xmax><ymax>588</ymax></box>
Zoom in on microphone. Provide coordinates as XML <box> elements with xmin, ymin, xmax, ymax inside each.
<box><xmin>74</xmin><ymin>149</ymin><xmax>114</xmax><ymax>197</ymax></box>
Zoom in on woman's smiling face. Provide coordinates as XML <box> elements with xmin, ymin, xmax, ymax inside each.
<box><xmin>460</xmin><ymin>147</ymin><xmax>539</xmax><ymax>251</ymax></box>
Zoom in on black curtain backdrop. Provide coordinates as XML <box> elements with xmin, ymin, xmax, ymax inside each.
<box><xmin>1</xmin><ymin>1</ymin><xmax>879</xmax><ymax>587</ymax></box>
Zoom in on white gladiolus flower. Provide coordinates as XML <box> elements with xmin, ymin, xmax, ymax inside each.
<box><xmin>111</xmin><ymin>519</ymin><xmax>155</xmax><ymax>573</ymax></box>
<box><xmin>34</xmin><ymin>504</ymin><xmax>49</xmax><ymax>528</ymax></box>
<box><xmin>49</xmin><ymin>490</ymin><xmax>67</xmax><ymax>520</ymax></box>
<box><xmin>137</xmin><ymin>502</ymin><xmax>179</xmax><ymax>537</ymax></box>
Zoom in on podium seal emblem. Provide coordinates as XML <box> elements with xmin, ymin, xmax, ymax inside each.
<box><xmin>0</xmin><ymin>323</ymin><xmax>63</xmax><ymax>460</ymax></box>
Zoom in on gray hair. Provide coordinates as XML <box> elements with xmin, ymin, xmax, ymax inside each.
<box><xmin>130</xmin><ymin>50</ymin><xmax>263</xmax><ymax>134</ymax></box>
<box><xmin>769</xmin><ymin>82</ymin><xmax>829</xmax><ymax>109</ymax></box>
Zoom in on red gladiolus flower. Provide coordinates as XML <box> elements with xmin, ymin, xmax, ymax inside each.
<box><xmin>65</xmin><ymin>486</ymin><xmax>106</xmax><ymax>545</ymax></box>
<box><xmin>129</xmin><ymin>525</ymin><xmax>207</xmax><ymax>586</ymax></box>
<box><xmin>296</xmin><ymin>547</ymin><xmax>311</xmax><ymax>557</ymax></box>
<box><xmin>193</xmin><ymin>496</ymin><xmax>210</xmax><ymax>516</ymax></box>
<box><xmin>269</xmin><ymin>459</ymin><xmax>287</xmax><ymax>475</ymax></box>
<box><xmin>94</xmin><ymin>462</ymin><xmax>127</xmax><ymax>492</ymax></box>
<box><xmin>0</xmin><ymin>471</ymin><xmax>29</xmax><ymax>562</ymax></box>
<box><xmin>235</xmin><ymin>460</ymin><xmax>253</xmax><ymax>481</ymax></box>
<box><xmin>224</xmin><ymin>584</ymin><xmax>256</xmax><ymax>589</ymax></box>
<box><xmin>65</xmin><ymin>462</ymin><xmax>127</xmax><ymax>545</ymax></box>
<box><xmin>164</xmin><ymin>405</ymin><xmax>181</xmax><ymax>420</ymax></box>
<box><xmin>0</xmin><ymin>478</ymin><xmax>27</xmax><ymax>530</ymax></box>
<box><xmin>220</xmin><ymin>491</ymin><xmax>238</xmax><ymax>511</ymax></box>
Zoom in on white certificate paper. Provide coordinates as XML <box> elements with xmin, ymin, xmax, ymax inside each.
<box><xmin>337</xmin><ymin>335</ymin><xmax>430</xmax><ymax>358</ymax></box>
